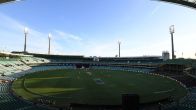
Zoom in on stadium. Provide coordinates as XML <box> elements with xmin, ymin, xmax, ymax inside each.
<box><xmin>0</xmin><ymin>0</ymin><xmax>196</xmax><ymax>110</ymax></box>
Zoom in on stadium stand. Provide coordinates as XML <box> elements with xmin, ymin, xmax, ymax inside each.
<box><xmin>155</xmin><ymin>59</ymin><xmax>196</xmax><ymax>110</ymax></box>
<box><xmin>0</xmin><ymin>81</ymin><xmax>53</xmax><ymax>110</ymax></box>
<box><xmin>157</xmin><ymin>59</ymin><xmax>196</xmax><ymax>87</ymax></box>
<box><xmin>20</xmin><ymin>56</ymin><xmax>50</xmax><ymax>65</ymax></box>
<box><xmin>0</xmin><ymin>54</ymin><xmax>57</xmax><ymax>110</ymax></box>
<box><xmin>0</xmin><ymin>52</ymin><xmax>196</xmax><ymax>110</ymax></box>
<box><xmin>161</xmin><ymin>87</ymin><xmax>196</xmax><ymax>110</ymax></box>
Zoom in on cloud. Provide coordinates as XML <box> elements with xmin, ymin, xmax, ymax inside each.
<box><xmin>54</xmin><ymin>30</ymin><xmax>82</xmax><ymax>41</ymax></box>
<box><xmin>150</xmin><ymin>4</ymin><xmax>161</xmax><ymax>16</ymax></box>
<box><xmin>0</xmin><ymin>12</ymin><xmax>23</xmax><ymax>30</ymax></box>
<box><xmin>0</xmin><ymin>12</ymin><xmax>64</xmax><ymax>55</ymax></box>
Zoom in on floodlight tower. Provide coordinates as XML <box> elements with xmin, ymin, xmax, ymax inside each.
<box><xmin>118</xmin><ymin>41</ymin><xmax>121</xmax><ymax>57</ymax></box>
<box><xmin>48</xmin><ymin>33</ymin><xmax>51</xmax><ymax>55</ymax></box>
<box><xmin>24</xmin><ymin>27</ymin><xmax>28</xmax><ymax>53</ymax></box>
<box><xmin>169</xmin><ymin>25</ymin><xmax>175</xmax><ymax>59</ymax></box>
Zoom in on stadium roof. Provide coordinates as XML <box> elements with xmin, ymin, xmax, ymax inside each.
<box><xmin>3</xmin><ymin>0</ymin><xmax>194</xmax><ymax>8</ymax></box>
<box><xmin>159</xmin><ymin>0</ymin><xmax>196</xmax><ymax>9</ymax></box>
<box><xmin>0</xmin><ymin>0</ymin><xmax>19</xmax><ymax>4</ymax></box>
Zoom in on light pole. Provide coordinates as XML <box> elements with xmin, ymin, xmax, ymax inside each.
<box><xmin>48</xmin><ymin>33</ymin><xmax>51</xmax><ymax>55</ymax></box>
<box><xmin>24</xmin><ymin>27</ymin><xmax>28</xmax><ymax>53</ymax></box>
<box><xmin>169</xmin><ymin>25</ymin><xmax>175</xmax><ymax>59</ymax></box>
<box><xmin>118</xmin><ymin>41</ymin><xmax>121</xmax><ymax>57</ymax></box>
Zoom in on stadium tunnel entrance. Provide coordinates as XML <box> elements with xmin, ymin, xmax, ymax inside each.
<box><xmin>75</xmin><ymin>63</ymin><xmax>90</xmax><ymax>69</ymax></box>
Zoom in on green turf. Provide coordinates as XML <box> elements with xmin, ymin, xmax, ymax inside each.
<box><xmin>12</xmin><ymin>69</ymin><xmax>187</xmax><ymax>106</ymax></box>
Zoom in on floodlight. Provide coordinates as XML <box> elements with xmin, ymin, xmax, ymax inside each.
<box><xmin>118</xmin><ymin>41</ymin><xmax>121</xmax><ymax>57</ymax></box>
<box><xmin>169</xmin><ymin>25</ymin><xmax>174</xmax><ymax>34</ymax></box>
<box><xmin>48</xmin><ymin>33</ymin><xmax>51</xmax><ymax>54</ymax></box>
<box><xmin>118</xmin><ymin>41</ymin><xmax>121</xmax><ymax>44</ymax></box>
<box><xmin>23</xmin><ymin>27</ymin><xmax>28</xmax><ymax>53</ymax></box>
<box><xmin>169</xmin><ymin>25</ymin><xmax>175</xmax><ymax>59</ymax></box>
<box><xmin>24</xmin><ymin>27</ymin><xmax>28</xmax><ymax>34</ymax></box>
<box><xmin>48</xmin><ymin>33</ymin><xmax>52</xmax><ymax>39</ymax></box>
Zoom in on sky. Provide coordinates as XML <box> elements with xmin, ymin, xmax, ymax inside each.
<box><xmin>0</xmin><ymin>0</ymin><xmax>196</xmax><ymax>58</ymax></box>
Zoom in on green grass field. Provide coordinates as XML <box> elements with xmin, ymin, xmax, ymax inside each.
<box><xmin>12</xmin><ymin>69</ymin><xmax>187</xmax><ymax>106</ymax></box>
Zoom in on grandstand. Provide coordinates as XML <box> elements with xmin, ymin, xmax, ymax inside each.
<box><xmin>0</xmin><ymin>51</ymin><xmax>195</xmax><ymax>110</ymax></box>
<box><xmin>0</xmin><ymin>82</ymin><xmax>54</xmax><ymax>110</ymax></box>
<box><xmin>1</xmin><ymin>47</ymin><xmax>196</xmax><ymax>110</ymax></box>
